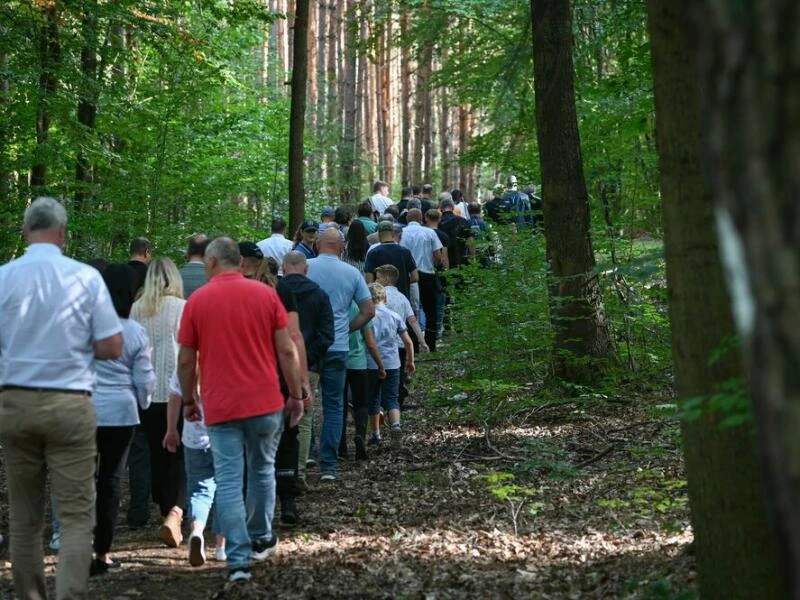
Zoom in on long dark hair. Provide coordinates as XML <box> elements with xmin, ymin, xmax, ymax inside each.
<box><xmin>103</xmin><ymin>263</ymin><xmax>137</xmax><ymax>318</ymax></box>
<box><xmin>344</xmin><ymin>220</ymin><xmax>368</xmax><ymax>262</ymax></box>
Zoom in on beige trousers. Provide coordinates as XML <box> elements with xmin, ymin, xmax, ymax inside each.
<box><xmin>0</xmin><ymin>389</ymin><xmax>96</xmax><ymax>600</ymax></box>
<box><xmin>296</xmin><ymin>371</ymin><xmax>320</xmax><ymax>483</ymax></box>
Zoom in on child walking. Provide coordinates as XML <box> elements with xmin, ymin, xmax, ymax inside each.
<box><xmin>366</xmin><ymin>283</ymin><xmax>415</xmax><ymax>447</ymax></box>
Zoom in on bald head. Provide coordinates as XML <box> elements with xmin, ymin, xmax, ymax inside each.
<box><xmin>317</xmin><ymin>227</ymin><xmax>344</xmax><ymax>254</ymax></box>
<box><xmin>283</xmin><ymin>250</ymin><xmax>308</xmax><ymax>275</ymax></box>
<box><xmin>406</xmin><ymin>208</ymin><xmax>423</xmax><ymax>224</ymax></box>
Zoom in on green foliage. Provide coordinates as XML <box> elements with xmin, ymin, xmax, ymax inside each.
<box><xmin>521</xmin><ymin>438</ymin><xmax>583</xmax><ymax>479</ymax></box>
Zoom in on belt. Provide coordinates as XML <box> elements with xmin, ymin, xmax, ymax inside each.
<box><xmin>0</xmin><ymin>385</ymin><xmax>91</xmax><ymax>397</ymax></box>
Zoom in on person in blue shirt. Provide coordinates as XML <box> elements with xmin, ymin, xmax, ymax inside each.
<box><xmin>292</xmin><ymin>220</ymin><xmax>319</xmax><ymax>259</ymax></box>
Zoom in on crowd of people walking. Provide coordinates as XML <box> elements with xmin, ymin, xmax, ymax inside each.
<box><xmin>0</xmin><ymin>181</ymin><xmax>511</xmax><ymax>598</ymax></box>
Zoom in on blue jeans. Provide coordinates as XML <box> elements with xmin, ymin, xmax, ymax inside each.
<box><xmin>208</xmin><ymin>410</ymin><xmax>283</xmax><ymax>570</ymax></box>
<box><xmin>319</xmin><ymin>350</ymin><xmax>348</xmax><ymax>476</ymax></box>
<box><xmin>184</xmin><ymin>446</ymin><xmax>219</xmax><ymax>533</ymax></box>
<box><xmin>368</xmin><ymin>368</ymin><xmax>401</xmax><ymax>414</ymax></box>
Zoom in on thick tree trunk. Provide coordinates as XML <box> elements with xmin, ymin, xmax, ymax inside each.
<box><xmin>324</xmin><ymin>0</ymin><xmax>339</xmax><ymax>189</ymax></box>
<box><xmin>31</xmin><ymin>4</ymin><xmax>59</xmax><ymax>191</ymax></box>
<box><xmin>647</xmin><ymin>1</ymin><xmax>786</xmax><ymax>598</ymax></box>
<box><xmin>288</xmin><ymin>0</ymin><xmax>309</xmax><ymax>234</ymax></box>
<box><xmin>531</xmin><ymin>0</ymin><xmax>614</xmax><ymax>381</ymax></box>
<box><xmin>688</xmin><ymin>1</ymin><xmax>800</xmax><ymax>595</ymax></box>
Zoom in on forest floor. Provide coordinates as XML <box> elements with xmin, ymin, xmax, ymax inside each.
<box><xmin>0</xmin><ymin>355</ymin><xmax>695</xmax><ymax>599</ymax></box>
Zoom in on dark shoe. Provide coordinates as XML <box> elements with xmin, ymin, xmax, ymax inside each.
<box><xmin>305</xmin><ymin>458</ymin><xmax>316</xmax><ymax>469</ymax></box>
<box><xmin>89</xmin><ymin>558</ymin><xmax>119</xmax><ymax>577</ymax></box>
<box><xmin>188</xmin><ymin>533</ymin><xmax>206</xmax><ymax>567</ymax></box>
<box><xmin>355</xmin><ymin>436</ymin><xmax>367</xmax><ymax>460</ymax></box>
<box><xmin>251</xmin><ymin>533</ymin><xmax>278</xmax><ymax>561</ymax></box>
<box><xmin>281</xmin><ymin>497</ymin><xmax>298</xmax><ymax>526</ymax></box>
<box><xmin>368</xmin><ymin>434</ymin><xmax>381</xmax><ymax>446</ymax></box>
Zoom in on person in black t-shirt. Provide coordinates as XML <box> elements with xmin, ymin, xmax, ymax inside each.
<box><xmin>364</xmin><ymin>222</ymin><xmax>419</xmax><ymax>306</ymax></box>
<box><xmin>438</xmin><ymin>194</ymin><xmax>474</xmax><ymax>269</ymax></box>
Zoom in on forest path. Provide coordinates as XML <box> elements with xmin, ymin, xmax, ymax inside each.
<box><xmin>0</xmin><ymin>368</ymin><xmax>694</xmax><ymax>599</ymax></box>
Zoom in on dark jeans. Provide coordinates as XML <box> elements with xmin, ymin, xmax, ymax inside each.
<box><xmin>318</xmin><ymin>350</ymin><xmax>348</xmax><ymax>476</ymax></box>
<box><xmin>341</xmin><ymin>369</ymin><xmax>369</xmax><ymax>449</ymax></box>
<box><xmin>95</xmin><ymin>426</ymin><xmax>134</xmax><ymax>555</ymax></box>
<box><xmin>126</xmin><ymin>423</ymin><xmax>150</xmax><ymax>527</ymax></box>
<box><xmin>140</xmin><ymin>403</ymin><xmax>186</xmax><ymax>517</ymax></box>
<box><xmin>398</xmin><ymin>348</ymin><xmax>409</xmax><ymax>409</ymax></box>
<box><xmin>275</xmin><ymin>417</ymin><xmax>299</xmax><ymax>501</ymax></box>
<box><xmin>418</xmin><ymin>271</ymin><xmax>439</xmax><ymax>351</ymax></box>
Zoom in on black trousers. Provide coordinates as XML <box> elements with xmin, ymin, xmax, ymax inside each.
<box><xmin>95</xmin><ymin>426</ymin><xmax>135</xmax><ymax>555</ymax></box>
<box><xmin>398</xmin><ymin>348</ymin><xmax>409</xmax><ymax>409</ymax></box>
<box><xmin>418</xmin><ymin>271</ymin><xmax>439</xmax><ymax>351</ymax></box>
<box><xmin>126</xmin><ymin>422</ymin><xmax>150</xmax><ymax>526</ymax></box>
<box><xmin>140</xmin><ymin>403</ymin><xmax>185</xmax><ymax>517</ymax></box>
<box><xmin>275</xmin><ymin>416</ymin><xmax>299</xmax><ymax>500</ymax></box>
<box><xmin>341</xmin><ymin>368</ymin><xmax>369</xmax><ymax>448</ymax></box>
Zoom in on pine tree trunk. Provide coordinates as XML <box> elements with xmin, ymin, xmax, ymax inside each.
<box><xmin>31</xmin><ymin>4</ymin><xmax>59</xmax><ymax>192</ymax></box>
<box><xmin>420</xmin><ymin>43</ymin><xmax>433</xmax><ymax>183</ymax></box>
<box><xmin>531</xmin><ymin>0</ymin><xmax>614</xmax><ymax>381</ymax></box>
<box><xmin>340</xmin><ymin>0</ymin><xmax>357</xmax><ymax>203</ymax></box>
<box><xmin>458</xmin><ymin>105</ymin><xmax>468</xmax><ymax>194</ymax></box>
<box><xmin>380</xmin><ymin>13</ymin><xmax>393</xmax><ymax>185</ymax></box>
<box><xmin>324</xmin><ymin>0</ymin><xmax>339</xmax><ymax>190</ymax></box>
<box><xmin>399</xmin><ymin>7</ymin><xmax>411</xmax><ymax>188</ymax></box>
<box><xmin>288</xmin><ymin>0</ymin><xmax>310</xmax><ymax>234</ymax></box>
<box><xmin>647</xmin><ymin>2</ymin><xmax>786</xmax><ymax>597</ymax></box>
<box><xmin>75</xmin><ymin>3</ymin><xmax>98</xmax><ymax>215</ymax></box>
<box><xmin>688</xmin><ymin>0</ymin><xmax>800</xmax><ymax>594</ymax></box>
<box><xmin>374</xmin><ymin>15</ymin><xmax>385</xmax><ymax>182</ymax></box>
<box><xmin>439</xmin><ymin>85</ymin><xmax>450</xmax><ymax>191</ymax></box>
<box><xmin>0</xmin><ymin>33</ymin><xmax>10</xmax><ymax>210</ymax></box>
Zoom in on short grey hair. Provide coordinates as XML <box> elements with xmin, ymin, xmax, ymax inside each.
<box><xmin>24</xmin><ymin>197</ymin><xmax>67</xmax><ymax>231</ymax></box>
<box><xmin>438</xmin><ymin>192</ymin><xmax>453</xmax><ymax>204</ymax></box>
<box><xmin>283</xmin><ymin>250</ymin><xmax>307</xmax><ymax>270</ymax></box>
<box><xmin>205</xmin><ymin>237</ymin><xmax>240</xmax><ymax>267</ymax></box>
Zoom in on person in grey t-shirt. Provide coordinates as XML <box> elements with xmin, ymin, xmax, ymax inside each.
<box><xmin>180</xmin><ymin>233</ymin><xmax>209</xmax><ymax>299</ymax></box>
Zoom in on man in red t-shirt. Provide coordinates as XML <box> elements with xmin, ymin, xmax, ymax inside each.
<box><xmin>177</xmin><ymin>237</ymin><xmax>303</xmax><ymax>584</ymax></box>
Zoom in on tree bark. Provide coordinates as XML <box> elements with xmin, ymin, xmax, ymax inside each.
<box><xmin>340</xmin><ymin>0</ymin><xmax>358</xmax><ymax>203</ymax></box>
<box><xmin>531</xmin><ymin>0</ymin><xmax>614</xmax><ymax>381</ymax></box>
<box><xmin>647</xmin><ymin>1</ymin><xmax>786</xmax><ymax>598</ymax></box>
<box><xmin>75</xmin><ymin>2</ymin><xmax>99</xmax><ymax>215</ymax></box>
<box><xmin>399</xmin><ymin>7</ymin><xmax>411</xmax><ymax>187</ymax></box>
<box><xmin>31</xmin><ymin>4</ymin><xmax>60</xmax><ymax>192</ymax></box>
<box><xmin>687</xmin><ymin>0</ymin><xmax>800</xmax><ymax>595</ymax></box>
<box><xmin>288</xmin><ymin>0</ymin><xmax>310</xmax><ymax>234</ymax></box>
<box><xmin>324</xmin><ymin>0</ymin><xmax>339</xmax><ymax>189</ymax></box>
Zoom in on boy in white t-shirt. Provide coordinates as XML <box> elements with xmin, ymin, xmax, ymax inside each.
<box><xmin>366</xmin><ymin>283</ymin><xmax>415</xmax><ymax>447</ymax></box>
<box><xmin>164</xmin><ymin>369</ymin><xmax>225</xmax><ymax>567</ymax></box>
<box><xmin>374</xmin><ymin>264</ymin><xmax>428</xmax><ymax>407</ymax></box>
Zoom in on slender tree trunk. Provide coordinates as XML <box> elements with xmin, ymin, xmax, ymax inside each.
<box><xmin>647</xmin><ymin>2</ymin><xmax>786</xmax><ymax>598</ymax></box>
<box><xmin>531</xmin><ymin>0</ymin><xmax>614</xmax><ymax>381</ymax></box>
<box><xmin>306</xmin><ymin>0</ymin><xmax>317</xmax><ymax>131</ymax></box>
<box><xmin>439</xmin><ymin>85</ymin><xmax>450</xmax><ymax>191</ymax></box>
<box><xmin>374</xmin><ymin>15</ymin><xmax>386</xmax><ymax>182</ymax></box>
<box><xmin>355</xmin><ymin>14</ymin><xmax>367</xmax><ymax>188</ymax></box>
<box><xmin>688</xmin><ymin>1</ymin><xmax>800</xmax><ymax>595</ymax></box>
<box><xmin>0</xmin><ymin>31</ymin><xmax>10</xmax><ymax>209</ymax></box>
<box><xmin>75</xmin><ymin>3</ymin><xmax>99</xmax><ymax>215</ymax></box>
<box><xmin>379</xmin><ymin>12</ymin><xmax>393</xmax><ymax>185</ymax></box>
<box><xmin>31</xmin><ymin>4</ymin><xmax>59</xmax><ymax>192</ymax></box>
<box><xmin>458</xmin><ymin>105</ymin><xmax>469</xmax><ymax>193</ymax></box>
<box><xmin>340</xmin><ymin>0</ymin><xmax>357</xmax><ymax>203</ymax></box>
<box><xmin>420</xmin><ymin>42</ymin><xmax>433</xmax><ymax>183</ymax></box>
<box><xmin>324</xmin><ymin>0</ymin><xmax>339</xmax><ymax>189</ymax></box>
<box><xmin>400</xmin><ymin>7</ymin><xmax>411</xmax><ymax>187</ymax></box>
<box><xmin>288</xmin><ymin>0</ymin><xmax>310</xmax><ymax>234</ymax></box>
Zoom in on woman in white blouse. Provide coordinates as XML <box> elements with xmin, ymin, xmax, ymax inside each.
<box><xmin>131</xmin><ymin>257</ymin><xmax>187</xmax><ymax>547</ymax></box>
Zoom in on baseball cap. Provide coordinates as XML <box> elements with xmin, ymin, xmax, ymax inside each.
<box><xmin>321</xmin><ymin>206</ymin><xmax>335</xmax><ymax>218</ymax></box>
<box><xmin>238</xmin><ymin>241</ymin><xmax>263</xmax><ymax>259</ymax></box>
<box><xmin>378</xmin><ymin>220</ymin><xmax>394</xmax><ymax>233</ymax></box>
<box><xmin>301</xmin><ymin>220</ymin><xmax>319</xmax><ymax>231</ymax></box>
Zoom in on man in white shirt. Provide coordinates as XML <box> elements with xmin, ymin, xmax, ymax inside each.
<box><xmin>257</xmin><ymin>218</ymin><xmax>294</xmax><ymax>275</ymax></box>
<box><xmin>369</xmin><ymin>180</ymin><xmax>393</xmax><ymax>217</ymax></box>
<box><xmin>399</xmin><ymin>208</ymin><xmax>444</xmax><ymax>351</ymax></box>
<box><xmin>0</xmin><ymin>197</ymin><xmax>123</xmax><ymax>600</ymax></box>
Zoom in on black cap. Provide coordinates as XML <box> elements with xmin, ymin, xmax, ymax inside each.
<box><xmin>238</xmin><ymin>242</ymin><xmax>263</xmax><ymax>259</ymax></box>
<box><xmin>301</xmin><ymin>220</ymin><xmax>319</xmax><ymax>231</ymax></box>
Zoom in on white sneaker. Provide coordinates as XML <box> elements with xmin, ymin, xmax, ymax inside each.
<box><xmin>49</xmin><ymin>532</ymin><xmax>61</xmax><ymax>551</ymax></box>
<box><xmin>214</xmin><ymin>546</ymin><xmax>227</xmax><ymax>562</ymax></box>
<box><xmin>228</xmin><ymin>569</ymin><xmax>251</xmax><ymax>583</ymax></box>
<box><xmin>188</xmin><ymin>533</ymin><xmax>205</xmax><ymax>567</ymax></box>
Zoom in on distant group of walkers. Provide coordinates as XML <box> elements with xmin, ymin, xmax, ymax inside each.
<box><xmin>0</xmin><ymin>180</ymin><xmax>531</xmax><ymax>597</ymax></box>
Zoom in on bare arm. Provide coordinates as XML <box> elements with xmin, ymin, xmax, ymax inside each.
<box><xmin>409</xmin><ymin>269</ymin><xmax>419</xmax><ymax>283</ymax></box>
<box><xmin>94</xmin><ymin>333</ymin><xmax>123</xmax><ymax>360</ymax></box>
<box><xmin>401</xmin><ymin>331</ymin><xmax>415</xmax><ymax>376</ymax></box>
<box><xmin>364</xmin><ymin>327</ymin><xmax>386</xmax><ymax>378</ymax></box>
<box><xmin>349</xmin><ymin>298</ymin><xmax>375</xmax><ymax>333</ymax></box>
<box><xmin>407</xmin><ymin>316</ymin><xmax>428</xmax><ymax>352</ymax></box>
<box><xmin>435</xmin><ymin>248</ymin><xmax>449</xmax><ymax>269</ymax></box>
<box><xmin>287</xmin><ymin>312</ymin><xmax>313</xmax><ymax>407</ymax></box>
<box><xmin>178</xmin><ymin>345</ymin><xmax>200</xmax><ymax>422</ymax></box>
<box><xmin>275</xmin><ymin>326</ymin><xmax>304</xmax><ymax>426</ymax></box>
<box><xmin>163</xmin><ymin>392</ymin><xmax>182</xmax><ymax>453</ymax></box>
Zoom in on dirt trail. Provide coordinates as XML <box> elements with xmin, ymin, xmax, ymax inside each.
<box><xmin>0</xmin><ymin>386</ymin><xmax>694</xmax><ymax>599</ymax></box>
